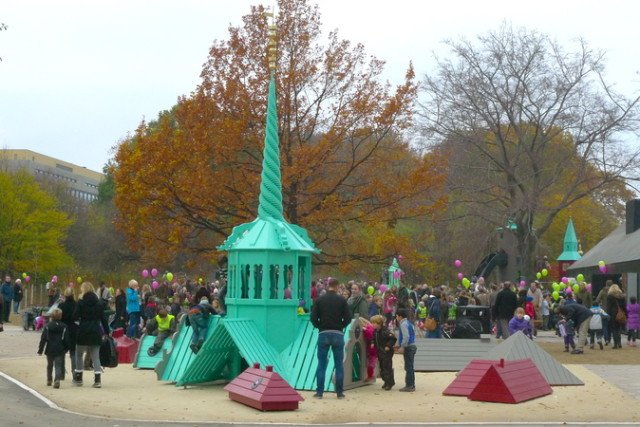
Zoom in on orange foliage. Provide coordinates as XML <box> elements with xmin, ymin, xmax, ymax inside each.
<box><xmin>113</xmin><ymin>0</ymin><xmax>446</xmax><ymax>272</ymax></box>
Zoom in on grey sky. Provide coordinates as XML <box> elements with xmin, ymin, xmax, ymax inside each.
<box><xmin>1</xmin><ymin>0</ymin><xmax>639</xmax><ymax>173</ymax></box>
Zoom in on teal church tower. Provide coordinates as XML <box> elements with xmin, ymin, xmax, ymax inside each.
<box><xmin>217</xmin><ymin>65</ymin><xmax>319</xmax><ymax>352</ymax></box>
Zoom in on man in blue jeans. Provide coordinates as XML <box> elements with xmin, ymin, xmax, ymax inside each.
<box><xmin>310</xmin><ymin>278</ymin><xmax>351</xmax><ymax>399</ymax></box>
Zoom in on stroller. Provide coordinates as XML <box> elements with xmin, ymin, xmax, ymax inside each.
<box><xmin>22</xmin><ymin>306</ymin><xmax>44</xmax><ymax>331</ymax></box>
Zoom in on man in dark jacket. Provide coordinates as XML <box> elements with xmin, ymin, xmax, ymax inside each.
<box><xmin>558</xmin><ymin>303</ymin><xmax>592</xmax><ymax>354</ymax></box>
<box><xmin>492</xmin><ymin>282</ymin><xmax>518</xmax><ymax>339</ymax></box>
<box><xmin>310</xmin><ymin>278</ymin><xmax>351</xmax><ymax>399</ymax></box>
<box><xmin>1</xmin><ymin>275</ymin><xmax>13</xmax><ymax>322</ymax></box>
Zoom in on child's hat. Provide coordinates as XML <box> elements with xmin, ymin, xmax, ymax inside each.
<box><xmin>526</xmin><ymin>296</ymin><xmax>533</xmax><ymax>301</ymax></box>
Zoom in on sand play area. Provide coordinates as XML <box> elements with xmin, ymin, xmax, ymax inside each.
<box><xmin>1</xmin><ymin>322</ymin><xmax>640</xmax><ymax>424</ymax></box>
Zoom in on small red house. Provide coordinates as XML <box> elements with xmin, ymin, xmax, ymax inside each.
<box><xmin>468</xmin><ymin>359</ymin><xmax>551</xmax><ymax>403</ymax></box>
<box><xmin>224</xmin><ymin>363</ymin><xmax>304</xmax><ymax>411</ymax></box>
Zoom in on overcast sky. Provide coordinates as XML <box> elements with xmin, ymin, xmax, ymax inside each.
<box><xmin>1</xmin><ymin>0</ymin><xmax>639</xmax><ymax>173</ymax></box>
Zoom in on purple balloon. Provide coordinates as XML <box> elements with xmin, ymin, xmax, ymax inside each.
<box><xmin>142</xmin><ymin>269</ymin><xmax>149</xmax><ymax>278</ymax></box>
<box><xmin>599</xmin><ymin>265</ymin><xmax>607</xmax><ymax>273</ymax></box>
<box><xmin>152</xmin><ymin>280</ymin><xmax>159</xmax><ymax>289</ymax></box>
<box><xmin>151</xmin><ymin>268</ymin><xmax>158</xmax><ymax>277</ymax></box>
<box><xmin>454</xmin><ymin>259</ymin><xmax>462</xmax><ymax>268</ymax></box>
<box><xmin>457</xmin><ymin>272</ymin><xmax>464</xmax><ymax>280</ymax></box>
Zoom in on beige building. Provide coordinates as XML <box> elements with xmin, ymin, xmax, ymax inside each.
<box><xmin>0</xmin><ymin>149</ymin><xmax>104</xmax><ymax>202</ymax></box>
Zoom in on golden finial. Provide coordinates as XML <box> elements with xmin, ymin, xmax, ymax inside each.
<box><xmin>265</xmin><ymin>8</ymin><xmax>277</xmax><ymax>72</ymax></box>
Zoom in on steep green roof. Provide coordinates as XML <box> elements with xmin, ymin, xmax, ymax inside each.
<box><xmin>218</xmin><ymin>72</ymin><xmax>318</xmax><ymax>253</ymax></box>
<box><xmin>557</xmin><ymin>218</ymin><xmax>581</xmax><ymax>261</ymax></box>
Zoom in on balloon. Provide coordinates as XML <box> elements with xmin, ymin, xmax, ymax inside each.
<box><xmin>561</xmin><ymin>277</ymin><xmax>569</xmax><ymax>284</ymax></box>
<box><xmin>519</xmin><ymin>280</ymin><xmax>526</xmax><ymax>287</ymax></box>
<box><xmin>166</xmin><ymin>272</ymin><xmax>174</xmax><ymax>282</ymax></box>
<box><xmin>198</xmin><ymin>277</ymin><xmax>203</xmax><ymax>284</ymax></box>
<box><xmin>565</xmin><ymin>286</ymin><xmax>572</xmax><ymax>294</ymax></box>
<box><xmin>457</xmin><ymin>272</ymin><xmax>464</xmax><ymax>280</ymax></box>
<box><xmin>367</xmin><ymin>286</ymin><xmax>375</xmax><ymax>295</ymax></box>
<box><xmin>454</xmin><ymin>259</ymin><xmax>462</xmax><ymax>268</ymax></box>
<box><xmin>151</xmin><ymin>280</ymin><xmax>159</xmax><ymax>290</ymax></box>
<box><xmin>397</xmin><ymin>255</ymin><xmax>404</xmax><ymax>262</ymax></box>
<box><xmin>22</xmin><ymin>272</ymin><xmax>27</xmax><ymax>279</ymax></box>
<box><xmin>25</xmin><ymin>275</ymin><xmax>30</xmax><ymax>283</ymax></box>
<box><xmin>51</xmin><ymin>275</ymin><xmax>58</xmax><ymax>283</ymax></box>
<box><xmin>462</xmin><ymin>278</ymin><xmax>470</xmax><ymax>288</ymax></box>
<box><xmin>151</xmin><ymin>268</ymin><xmax>158</xmax><ymax>277</ymax></box>
<box><xmin>576</xmin><ymin>273</ymin><xmax>584</xmax><ymax>282</ymax></box>
<box><xmin>379</xmin><ymin>284</ymin><xmax>387</xmax><ymax>293</ymax></box>
<box><xmin>599</xmin><ymin>265</ymin><xmax>607</xmax><ymax>273</ymax></box>
<box><xmin>598</xmin><ymin>260</ymin><xmax>606</xmax><ymax>267</ymax></box>
<box><xmin>541</xmin><ymin>269</ymin><xmax>548</xmax><ymax>277</ymax></box>
<box><xmin>76</xmin><ymin>276</ymin><xmax>82</xmax><ymax>284</ymax></box>
<box><xmin>552</xmin><ymin>291</ymin><xmax>559</xmax><ymax>301</ymax></box>
<box><xmin>586</xmin><ymin>283</ymin><xmax>592</xmax><ymax>292</ymax></box>
<box><xmin>536</xmin><ymin>272</ymin><xmax>542</xmax><ymax>279</ymax></box>
<box><xmin>572</xmin><ymin>284</ymin><xmax>580</xmax><ymax>293</ymax></box>
<box><xmin>552</xmin><ymin>283</ymin><xmax>560</xmax><ymax>292</ymax></box>
<box><xmin>142</xmin><ymin>269</ymin><xmax>149</xmax><ymax>278</ymax></box>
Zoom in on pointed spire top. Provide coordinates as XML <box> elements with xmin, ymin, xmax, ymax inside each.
<box><xmin>257</xmin><ymin>16</ymin><xmax>283</xmax><ymax>221</ymax></box>
<box><xmin>564</xmin><ymin>218</ymin><xmax>578</xmax><ymax>245</ymax></box>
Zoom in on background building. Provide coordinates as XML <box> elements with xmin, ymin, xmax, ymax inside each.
<box><xmin>0</xmin><ymin>149</ymin><xmax>103</xmax><ymax>202</ymax></box>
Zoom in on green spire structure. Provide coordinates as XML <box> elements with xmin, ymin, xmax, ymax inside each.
<box><xmin>217</xmin><ymin>24</ymin><xmax>319</xmax><ymax>352</ymax></box>
<box><xmin>257</xmin><ymin>73</ymin><xmax>284</xmax><ymax>221</ymax></box>
<box><xmin>557</xmin><ymin>218</ymin><xmax>581</xmax><ymax>261</ymax></box>
<box><xmin>388</xmin><ymin>257</ymin><xmax>402</xmax><ymax>287</ymax></box>
<box><xmin>158</xmin><ymin>21</ymin><xmax>369</xmax><ymax>392</ymax></box>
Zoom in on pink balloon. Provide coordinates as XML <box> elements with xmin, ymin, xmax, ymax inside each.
<box><xmin>454</xmin><ymin>259</ymin><xmax>462</xmax><ymax>268</ymax></box>
<box><xmin>142</xmin><ymin>269</ymin><xmax>149</xmax><ymax>278</ymax></box>
<box><xmin>565</xmin><ymin>286</ymin><xmax>572</xmax><ymax>294</ymax></box>
<box><xmin>25</xmin><ymin>276</ymin><xmax>30</xmax><ymax>283</ymax></box>
<box><xmin>151</xmin><ymin>268</ymin><xmax>158</xmax><ymax>277</ymax></box>
<box><xmin>586</xmin><ymin>283</ymin><xmax>592</xmax><ymax>292</ymax></box>
<box><xmin>51</xmin><ymin>275</ymin><xmax>58</xmax><ymax>283</ymax></box>
<box><xmin>561</xmin><ymin>277</ymin><xmax>569</xmax><ymax>284</ymax></box>
<box><xmin>599</xmin><ymin>265</ymin><xmax>607</xmax><ymax>273</ymax></box>
<box><xmin>379</xmin><ymin>284</ymin><xmax>387</xmax><ymax>293</ymax></box>
<box><xmin>519</xmin><ymin>280</ymin><xmax>526</xmax><ymax>287</ymax></box>
<box><xmin>152</xmin><ymin>280</ymin><xmax>159</xmax><ymax>289</ymax></box>
<box><xmin>398</xmin><ymin>255</ymin><xmax>404</xmax><ymax>261</ymax></box>
<box><xmin>457</xmin><ymin>272</ymin><xmax>464</xmax><ymax>280</ymax></box>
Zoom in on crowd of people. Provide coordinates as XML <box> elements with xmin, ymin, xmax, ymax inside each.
<box><xmin>3</xmin><ymin>265</ymin><xmax>638</xmax><ymax>394</ymax></box>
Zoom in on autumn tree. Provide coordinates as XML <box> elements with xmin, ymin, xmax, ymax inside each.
<box><xmin>419</xmin><ymin>24</ymin><xmax>640</xmax><ymax>279</ymax></box>
<box><xmin>0</xmin><ymin>170</ymin><xmax>73</xmax><ymax>277</ymax></box>
<box><xmin>113</xmin><ymin>0</ymin><xmax>446</xmax><ymax>275</ymax></box>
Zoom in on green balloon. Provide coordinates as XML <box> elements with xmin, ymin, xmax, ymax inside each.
<box><xmin>572</xmin><ymin>284</ymin><xmax>580</xmax><ymax>293</ymax></box>
<box><xmin>577</xmin><ymin>274</ymin><xmax>584</xmax><ymax>282</ymax></box>
<box><xmin>552</xmin><ymin>291</ymin><xmax>559</xmax><ymax>301</ymax></box>
<box><xmin>367</xmin><ymin>286</ymin><xmax>375</xmax><ymax>295</ymax></box>
<box><xmin>552</xmin><ymin>283</ymin><xmax>560</xmax><ymax>292</ymax></box>
<box><xmin>536</xmin><ymin>272</ymin><xmax>542</xmax><ymax>279</ymax></box>
<box><xmin>166</xmin><ymin>272</ymin><xmax>174</xmax><ymax>282</ymax></box>
<box><xmin>462</xmin><ymin>278</ymin><xmax>470</xmax><ymax>288</ymax></box>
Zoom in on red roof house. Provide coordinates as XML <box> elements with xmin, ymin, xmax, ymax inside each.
<box><xmin>224</xmin><ymin>363</ymin><xmax>304</xmax><ymax>411</ymax></box>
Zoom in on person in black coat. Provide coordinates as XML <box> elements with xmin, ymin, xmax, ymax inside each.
<box><xmin>37</xmin><ymin>308</ymin><xmax>70</xmax><ymax>388</ymax></box>
<box><xmin>605</xmin><ymin>284</ymin><xmax>627</xmax><ymax>349</ymax></box>
<box><xmin>58</xmin><ymin>287</ymin><xmax>78</xmax><ymax>379</ymax></box>
<box><xmin>72</xmin><ymin>282</ymin><xmax>109</xmax><ymax>388</ymax></box>
<box><xmin>492</xmin><ymin>282</ymin><xmax>518</xmax><ymax>339</ymax></box>
<box><xmin>558</xmin><ymin>303</ymin><xmax>592</xmax><ymax>354</ymax></box>
<box><xmin>371</xmin><ymin>314</ymin><xmax>397</xmax><ymax>390</ymax></box>
<box><xmin>310</xmin><ymin>278</ymin><xmax>351</xmax><ymax>399</ymax></box>
<box><xmin>111</xmin><ymin>288</ymin><xmax>127</xmax><ymax>331</ymax></box>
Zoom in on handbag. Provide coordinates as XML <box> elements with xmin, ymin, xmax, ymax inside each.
<box><xmin>615</xmin><ymin>303</ymin><xmax>627</xmax><ymax>325</ymax></box>
<box><xmin>424</xmin><ymin>317</ymin><xmax>437</xmax><ymax>331</ymax></box>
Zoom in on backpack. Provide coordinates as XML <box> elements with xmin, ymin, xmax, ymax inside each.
<box><xmin>99</xmin><ymin>336</ymin><xmax>118</xmax><ymax>368</ymax></box>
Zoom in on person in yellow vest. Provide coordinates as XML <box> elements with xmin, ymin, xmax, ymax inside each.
<box><xmin>144</xmin><ymin>308</ymin><xmax>176</xmax><ymax>356</ymax></box>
